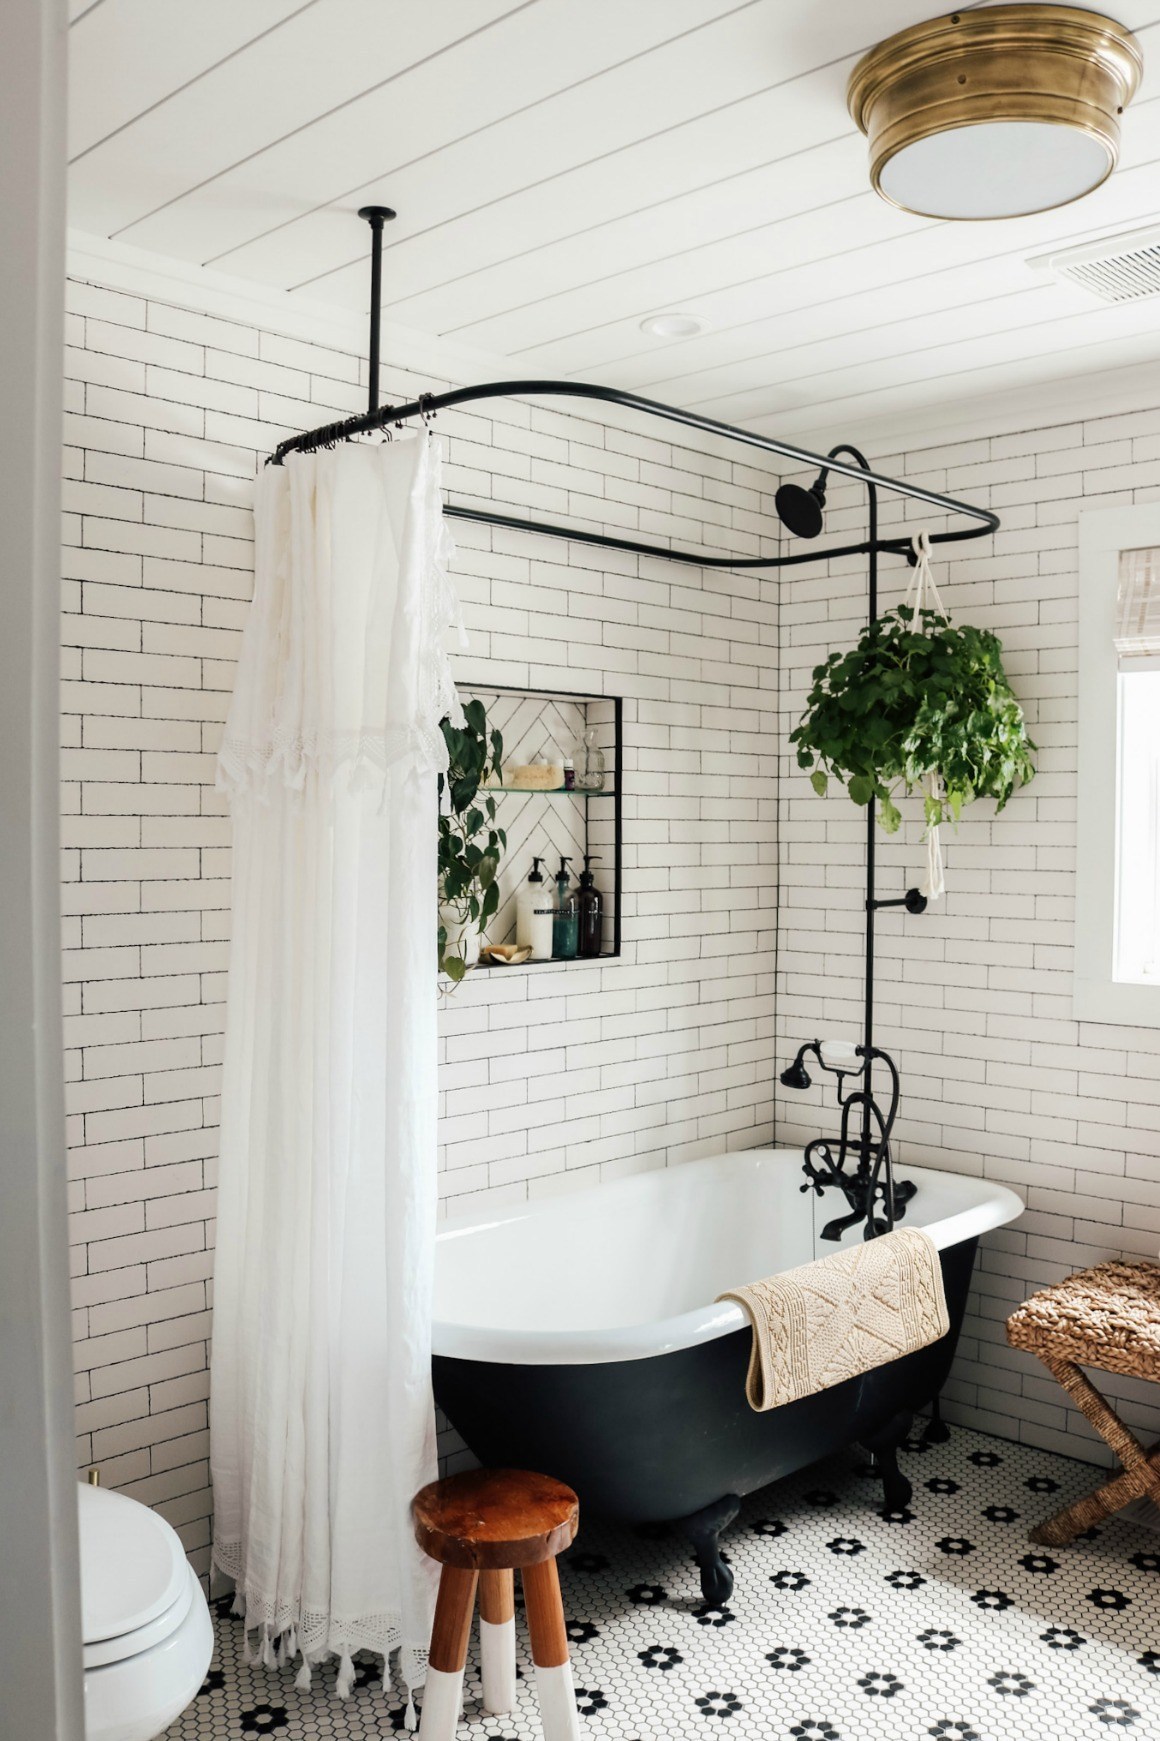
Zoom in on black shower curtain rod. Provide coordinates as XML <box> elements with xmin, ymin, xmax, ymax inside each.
<box><xmin>266</xmin><ymin>207</ymin><xmax>999</xmax><ymax>574</ymax></box>
<box><xmin>268</xmin><ymin>376</ymin><xmax>998</xmax><ymax>573</ymax></box>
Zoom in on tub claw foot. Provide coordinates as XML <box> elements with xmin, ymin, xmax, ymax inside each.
<box><xmin>878</xmin><ymin>1453</ymin><xmax>912</xmax><ymax>1514</ymax></box>
<box><xmin>679</xmin><ymin>1493</ymin><xmax>740</xmax><ymax>1606</ymax></box>
<box><xmin>862</xmin><ymin>1410</ymin><xmax>913</xmax><ymax>1515</ymax></box>
<box><xmin>922</xmin><ymin>1393</ymin><xmax>950</xmax><ymax>1444</ymax></box>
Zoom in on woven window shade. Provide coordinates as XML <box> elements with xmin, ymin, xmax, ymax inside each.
<box><xmin>1116</xmin><ymin>547</ymin><xmax>1160</xmax><ymax>663</ymax></box>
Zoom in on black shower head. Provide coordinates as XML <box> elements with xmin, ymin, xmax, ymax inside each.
<box><xmin>774</xmin><ymin>470</ymin><xmax>828</xmax><ymax>539</ymax></box>
<box><xmin>779</xmin><ymin>1048</ymin><xmax>812</xmax><ymax>1092</ymax></box>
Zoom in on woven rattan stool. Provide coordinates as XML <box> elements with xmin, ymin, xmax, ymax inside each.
<box><xmin>1007</xmin><ymin>1259</ymin><xmax>1160</xmax><ymax>1546</ymax></box>
<box><xmin>412</xmin><ymin>1467</ymin><xmax>581</xmax><ymax>1741</ymax></box>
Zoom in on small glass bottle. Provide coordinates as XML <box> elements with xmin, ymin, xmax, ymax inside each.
<box><xmin>552</xmin><ymin>857</ymin><xmax>579</xmax><ymax>959</ymax></box>
<box><xmin>576</xmin><ymin>725</ymin><xmax>606</xmax><ymax>792</ymax></box>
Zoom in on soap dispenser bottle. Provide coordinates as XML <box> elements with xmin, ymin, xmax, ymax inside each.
<box><xmin>552</xmin><ymin>857</ymin><xmax>579</xmax><ymax>960</ymax></box>
<box><xmin>516</xmin><ymin>856</ymin><xmax>554</xmax><ymax>961</ymax></box>
<box><xmin>576</xmin><ymin>854</ymin><xmax>603</xmax><ymax>958</ymax></box>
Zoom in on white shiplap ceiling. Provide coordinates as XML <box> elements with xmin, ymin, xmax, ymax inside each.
<box><xmin>67</xmin><ymin>0</ymin><xmax>1160</xmax><ymax>448</ymax></box>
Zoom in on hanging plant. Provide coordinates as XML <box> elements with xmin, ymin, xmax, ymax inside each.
<box><xmin>438</xmin><ymin>698</ymin><xmax>506</xmax><ymax>983</ymax></box>
<box><xmin>789</xmin><ymin>535</ymin><xmax>1035</xmax><ymax>861</ymax></box>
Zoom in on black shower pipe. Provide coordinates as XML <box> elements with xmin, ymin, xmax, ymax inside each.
<box><xmin>830</xmin><ymin>440</ymin><xmax>900</xmax><ymax>1230</ymax></box>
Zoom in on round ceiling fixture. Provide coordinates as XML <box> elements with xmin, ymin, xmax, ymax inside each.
<box><xmin>847</xmin><ymin>5</ymin><xmax>1142</xmax><ymax>220</ymax></box>
<box><xmin>639</xmin><ymin>312</ymin><xmax>709</xmax><ymax>339</ymax></box>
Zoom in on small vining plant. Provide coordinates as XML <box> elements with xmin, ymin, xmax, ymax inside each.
<box><xmin>438</xmin><ymin>698</ymin><xmax>506</xmax><ymax>983</ymax></box>
<box><xmin>790</xmin><ymin>603</ymin><xmax>1036</xmax><ymax>835</ymax></box>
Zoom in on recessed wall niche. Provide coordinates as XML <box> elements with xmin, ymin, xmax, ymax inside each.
<box><xmin>465</xmin><ymin>685</ymin><xmax>621</xmax><ymax>965</ymax></box>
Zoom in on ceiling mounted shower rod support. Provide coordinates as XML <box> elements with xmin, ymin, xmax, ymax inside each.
<box><xmin>356</xmin><ymin>204</ymin><xmax>395</xmax><ymax>417</ymax></box>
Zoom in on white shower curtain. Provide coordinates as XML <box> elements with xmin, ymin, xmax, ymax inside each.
<box><xmin>210</xmin><ymin>435</ymin><xmax>462</xmax><ymax>1708</ymax></box>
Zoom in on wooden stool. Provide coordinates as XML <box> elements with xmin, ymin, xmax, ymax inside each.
<box><xmin>1007</xmin><ymin>1259</ymin><xmax>1160</xmax><ymax>1545</ymax></box>
<box><xmin>412</xmin><ymin>1467</ymin><xmax>581</xmax><ymax>1741</ymax></box>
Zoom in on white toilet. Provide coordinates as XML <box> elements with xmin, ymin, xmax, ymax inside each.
<box><xmin>79</xmin><ymin>1481</ymin><xmax>214</xmax><ymax>1741</ymax></box>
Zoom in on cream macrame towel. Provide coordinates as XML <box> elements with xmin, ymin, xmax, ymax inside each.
<box><xmin>716</xmin><ymin>1227</ymin><xmax>949</xmax><ymax>1412</ymax></box>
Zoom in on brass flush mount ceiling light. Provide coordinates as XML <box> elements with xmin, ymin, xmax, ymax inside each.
<box><xmin>847</xmin><ymin>5</ymin><xmax>1142</xmax><ymax>219</ymax></box>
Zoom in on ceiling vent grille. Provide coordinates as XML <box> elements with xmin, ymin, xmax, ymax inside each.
<box><xmin>1030</xmin><ymin>225</ymin><xmax>1160</xmax><ymax>303</ymax></box>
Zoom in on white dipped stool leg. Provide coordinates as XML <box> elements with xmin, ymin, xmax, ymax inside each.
<box><xmin>479</xmin><ymin>1569</ymin><xmax>517</xmax><ymax>1715</ymax></box>
<box><xmin>418</xmin><ymin>1566</ymin><xmax>477</xmax><ymax>1741</ymax></box>
<box><xmin>523</xmin><ymin>1559</ymin><xmax>582</xmax><ymax>1741</ymax></box>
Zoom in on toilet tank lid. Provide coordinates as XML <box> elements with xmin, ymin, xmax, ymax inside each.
<box><xmin>77</xmin><ymin>1483</ymin><xmax>189</xmax><ymax>1643</ymax></box>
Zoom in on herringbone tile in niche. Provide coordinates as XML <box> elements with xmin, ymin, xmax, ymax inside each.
<box><xmin>167</xmin><ymin>1425</ymin><xmax>1160</xmax><ymax>1739</ymax></box>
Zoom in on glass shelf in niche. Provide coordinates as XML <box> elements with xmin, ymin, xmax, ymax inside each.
<box><xmin>473</xmin><ymin>950</ymin><xmax>618</xmax><ymax>972</ymax></box>
<box><xmin>484</xmin><ymin>784</ymin><xmax>616</xmax><ymax>797</ymax></box>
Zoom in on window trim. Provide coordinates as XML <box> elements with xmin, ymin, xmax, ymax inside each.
<box><xmin>1076</xmin><ymin>504</ymin><xmax>1160</xmax><ymax>1026</ymax></box>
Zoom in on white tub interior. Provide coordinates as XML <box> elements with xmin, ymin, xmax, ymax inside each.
<box><xmin>433</xmin><ymin>1146</ymin><xmax>1024</xmax><ymax>1365</ymax></box>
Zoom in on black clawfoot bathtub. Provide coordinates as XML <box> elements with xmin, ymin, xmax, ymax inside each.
<box><xmin>432</xmin><ymin>1148</ymin><xmax>1023</xmax><ymax>1603</ymax></box>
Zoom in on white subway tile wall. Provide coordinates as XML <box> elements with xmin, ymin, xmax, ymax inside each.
<box><xmin>774</xmin><ymin>419</ymin><xmax>1160</xmax><ymax>1471</ymax></box>
<box><xmin>61</xmin><ymin>278</ymin><xmax>781</xmax><ymax>1566</ymax></box>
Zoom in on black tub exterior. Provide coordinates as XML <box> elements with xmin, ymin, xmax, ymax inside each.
<box><xmin>432</xmin><ymin>1237</ymin><xmax>976</xmax><ymax>1525</ymax></box>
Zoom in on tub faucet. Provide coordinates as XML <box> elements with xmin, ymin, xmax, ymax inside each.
<box><xmin>779</xmin><ymin>1039</ymin><xmax>915</xmax><ymax>1240</ymax></box>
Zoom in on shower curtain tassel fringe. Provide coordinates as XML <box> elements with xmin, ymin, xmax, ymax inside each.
<box><xmin>294</xmin><ymin>1653</ymin><xmax>312</xmax><ymax>1691</ymax></box>
<box><xmin>335</xmin><ymin>1648</ymin><xmax>355</xmax><ymax>1699</ymax></box>
<box><xmin>404</xmin><ymin>1688</ymin><xmax>418</xmax><ymax>1732</ymax></box>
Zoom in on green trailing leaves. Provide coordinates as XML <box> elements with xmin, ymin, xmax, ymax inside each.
<box><xmin>789</xmin><ymin>603</ymin><xmax>1036</xmax><ymax>835</ymax></box>
<box><xmin>437</xmin><ymin>698</ymin><xmax>505</xmax><ymax>981</ymax></box>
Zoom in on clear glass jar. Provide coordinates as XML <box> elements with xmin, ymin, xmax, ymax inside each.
<box><xmin>575</xmin><ymin>725</ymin><xmax>606</xmax><ymax>792</ymax></box>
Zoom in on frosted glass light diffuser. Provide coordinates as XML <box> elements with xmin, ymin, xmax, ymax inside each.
<box><xmin>879</xmin><ymin>119</ymin><xmax>1112</xmax><ymax>220</ymax></box>
<box><xmin>848</xmin><ymin>6</ymin><xmax>1142</xmax><ymax>222</ymax></box>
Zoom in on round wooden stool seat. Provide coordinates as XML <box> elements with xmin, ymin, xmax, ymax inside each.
<box><xmin>412</xmin><ymin>1469</ymin><xmax>583</xmax><ymax>1740</ymax></box>
<box><xmin>412</xmin><ymin>1466</ymin><xmax>579</xmax><ymax>1569</ymax></box>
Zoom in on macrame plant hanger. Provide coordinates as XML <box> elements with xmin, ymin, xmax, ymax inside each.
<box><xmin>904</xmin><ymin>529</ymin><xmax>950</xmax><ymax>904</ymax></box>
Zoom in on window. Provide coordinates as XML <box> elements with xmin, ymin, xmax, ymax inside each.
<box><xmin>1076</xmin><ymin>509</ymin><xmax>1160</xmax><ymax>1024</ymax></box>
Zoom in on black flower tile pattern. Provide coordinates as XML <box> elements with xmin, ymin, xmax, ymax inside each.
<box><xmin>767</xmin><ymin>1647</ymin><xmax>811</xmax><ymax>1671</ymax></box>
<box><xmin>694</xmin><ymin>1689</ymin><xmax>741</xmax><ymax>1719</ymax></box>
<box><xmin>638</xmin><ymin>1644</ymin><xmax>682</xmax><ymax>1671</ymax></box>
<box><xmin>1043</xmin><ymin>1625</ymin><xmax>1087</xmax><ymax>1650</ymax></box>
<box><xmin>750</xmin><ymin>1518</ymin><xmax>786</xmax><ymax>1539</ymax></box>
<box><xmin>829</xmin><ymin>1606</ymin><xmax>871</xmax><ymax>1630</ymax></box>
<box><xmin>918</xmin><ymin>1628</ymin><xmax>961</xmax><ymax>1652</ymax></box>
<box><xmin>165</xmin><ymin>1426</ymin><xmax>1160</xmax><ymax>1741</ymax></box>
<box><xmin>692</xmin><ymin>1602</ymin><xmax>736</xmax><ymax>1628</ymax></box>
